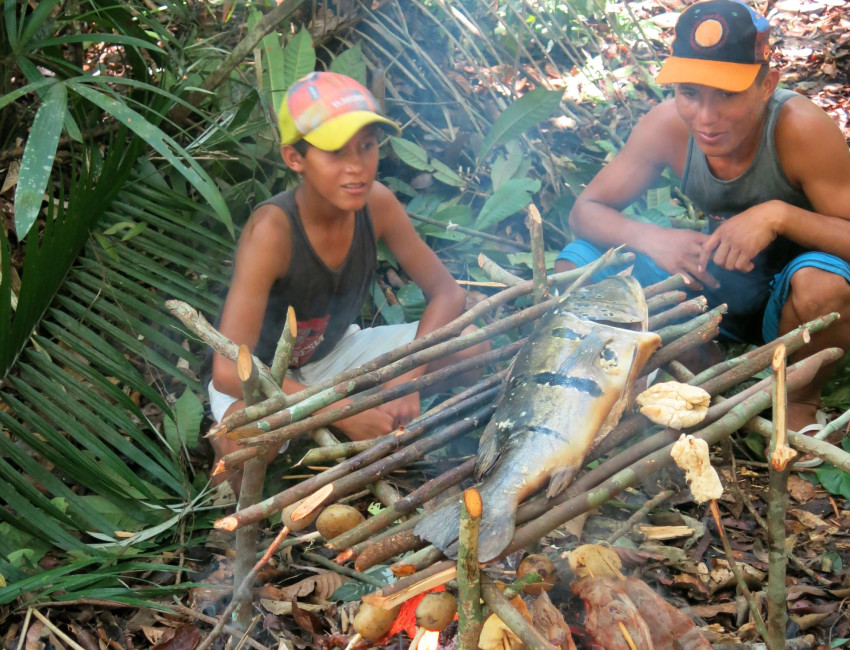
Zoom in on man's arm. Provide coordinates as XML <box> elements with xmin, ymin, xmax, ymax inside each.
<box><xmin>699</xmin><ymin>97</ymin><xmax>850</xmax><ymax>272</ymax></box>
<box><xmin>569</xmin><ymin>100</ymin><xmax>718</xmax><ymax>288</ymax></box>
<box><xmin>369</xmin><ymin>181</ymin><xmax>467</xmax><ymax>425</ymax></box>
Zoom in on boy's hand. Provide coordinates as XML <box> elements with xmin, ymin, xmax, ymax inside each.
<box><xmin>377</xmin><ymin>392</ymin><xmax>421</xmax><ymax>429</ymax></box>
<box><xmin>334</xmin><ymin>408</ymin><xmax>395</xmax><ymax>441</ymax></box>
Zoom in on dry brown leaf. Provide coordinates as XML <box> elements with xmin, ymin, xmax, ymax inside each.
<box><xmin>569</xmin><ymin>544</ymin><xmax>623</xmax><ymax>578</ymax></box>
<box><xmin>789</xmin><ymin>508</ymin><xmax>838</xmax><ymax>533</ymax></box>
<box><xmin>259</xmin><ymin>599</ymin><xmax>325</xmax><ymax>616</ymax></box>
<box><xmin>478</xmin><ymin>594</ymin><xmax>532</xmax><ymax>650</ymax></box>
<box><xmin>621</xmin><ymin>577</ymin><xmax>713</xmax><ymax>649</ymax></box>
<box><xmin>789</xmin><ymin>612</ymin><xmax>831</xmax><ymax>630</ymax></box>
<box><xmin>265</xmin><ymin>571</ymin><xmax>348</xmax><ymax>603</ymax></box>
<box><xmin>478</xmin><ymin>613</ymin><xmax>525</xmax><ymax>650</ymax></box>
<box><xmin>532</xmin><ymin>591</ymin><xmax>577</xmax><ymax>650</ymax></box>
<box><xmin>571</xmin><ymin>576</ymin><xmax>654</xmax><ymax>650</ymax></box>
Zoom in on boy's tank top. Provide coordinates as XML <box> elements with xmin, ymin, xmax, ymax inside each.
<box><xmin>679</xmin><ymin>88</ymin><xmax>812</xmax><ymax>341</ymax></box>
<box><xmin>253</xmin><ymin>189</ymin><xmax>377</xmax><ymax>368</ymax></box>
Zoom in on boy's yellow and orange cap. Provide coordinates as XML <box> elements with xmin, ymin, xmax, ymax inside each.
<box><xmin>656</xmin><ymin>0</ymin><xmax>771</xmax><ymax>92</ymax></box>
<box><xmin>278</xmin><ymin>72</ymin><xmax>400</xmax><ymax>151</ymax></box>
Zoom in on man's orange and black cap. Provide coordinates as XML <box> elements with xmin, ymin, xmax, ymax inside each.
<box><xmin>656</xmin><ymin>0</ymin><xmax>771</xmax><ymax>92</ymax></box>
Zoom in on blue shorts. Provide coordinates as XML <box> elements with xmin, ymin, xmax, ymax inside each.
<box><xmin>557</xmin><ymin>240</ymin><xmax>850</xmax><ymax>344</ymax></box>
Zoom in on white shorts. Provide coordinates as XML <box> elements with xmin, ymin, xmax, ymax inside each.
<box><xmin>208</xmin><ymin>321</ymin><xmax>419</xmax><ymax>423</ymax></box>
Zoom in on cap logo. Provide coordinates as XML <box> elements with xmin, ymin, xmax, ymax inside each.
<box><xmin>692</xmin><ymin>16</ymin><xmax>728</xmax><ymax>49</ymax></box>
<box><xmin>694</xmin><ymin>18</ymin><xmax>724</xmax><ymax>48</ymax></box>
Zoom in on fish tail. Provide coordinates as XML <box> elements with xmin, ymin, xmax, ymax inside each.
<box><xmin>414</xmin><ymin>499</ymin><xmax>463</xmax><ymax>556</ymax></box>
<box><xmin>476</xmin><ymin>501</ymin><xmax>518</xmax><ymax>562</ymax></box>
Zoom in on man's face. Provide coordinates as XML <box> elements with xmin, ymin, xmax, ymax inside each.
<box><xmin>674</xmin><ymin>75</ymin><xmax>774</xmax><ymax>160</ymax></box>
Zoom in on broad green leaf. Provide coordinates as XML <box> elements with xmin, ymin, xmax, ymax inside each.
<box><xmin>475</xmin><ymin>178</ymin><xmax>541</xmax><ymax>230</ymax></box>
<box><xmin>332</xmin><ymin>566</ymin><xmax>394</xmax><ymax>601</ymax></box>
<box><xmin>407</xmin><ymin>193</ymin><xmax>442</xmax><ymax>218</ymax></box>
<box><xmin>491</xmin><ymin>141</ymin><xmax>524</xmax><ymax>191</ymax></box>
<box><xmin>17</xmin><ymin>0</ymin><xmax>60</xmax><ymax>48</ymax></box>
<box><xmin>164</xmin><ymin>389</ymin><xmax>204</xmax><ymax>453</ymax></box>
<box><xmin>431</xmin><ymin>204</ymin><xmax>473</xmax><ymax>224</ymax></box>
<box><xmin>330</xmin><ymin>43</ymin><xmax>367</xmax><ymax>86</ymax></box>
<box><xmin>282</xmin><ymin>28</ymin><xmax>315</xmax><ymax>90</ymax></box>
<box><xmin>261</xmin><ymin>31</ymin><xmax>287</xmax><ymax>115</ymax></box>
<box><xmin>431</xmin><ymin>158</ymin><xmax>464</xmax><ymax>187</ymax></box>
<box><xmin>14</xmin><ymin>81</ymin><xmax>66</xmax><ymax>238</ymax></box>
<box><xmin>35</xmin><ymin>34</ymin><xmax>166</xmax><ymax>54</ymax></box>
<box><xmin>69</xmin><ymin>81</ymin><xmax>233</xmax><ymax>236</ymax></box>
<box><xmin>390</xmin><ymin>137</ymin><xmax>432</xmax><ymax>171</ymax></box>
<box><xmin>477</xmin><ymin>88</ymin><xmax>564</xmax><ymax>163</ymax></box>
<box><xmin>815</xmin><ymin>464</ymin><xmax>850</xmax><ymax>500</ymax></box>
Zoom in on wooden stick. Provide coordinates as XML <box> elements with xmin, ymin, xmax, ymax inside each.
<box><xmin>708</xmin><ymin>499</ymin><xmax>774</xmax><ymax>648</ymax></box>
<box><xmin>328</xmin><ymin>458</ymin><xmax>475</xmax><ymax>550</ymax></box>
<box><xmin>409</xmin><ymin>211</ymin><xmax>531</xmax><ymax>250</ymax></box>
<box><xmin>233</xmin><ymin>347</ymin><xmax>268</xmax><ymax>631</ymax></box>
<box><xmin>647</xmin><ymin>295</ymin><xmax>707</xmax><ymax>330</ymax></box>
<box><xmin>478</xmin><ymin>253</ymin><xmax>524</xmax><ymax>287</ymax></box>
<box><xmin>643</xmin><ymin>274</ymin><xmax>686</xmax><ymax>298</ymax></box>
<box><xmin>767</xmin><ymin>345</ymin><xmax>791</xmax><ymax>649</ymax></box>
<box><xmin>646</xmin><ymin>290</ymin><xmax>687</xmax><ymax>314</ymax></box>
<box><xmin>525</xmin><ymin>205</ymin><xmax>549</xmax><ymax>304</ymax></box>
<box><xmin>165</xmin><ymin>299</ymin><xmax>280</xmax><ymax>397</ymax></box>
<box><xmin>301</xmin><ymin>551</ymin><xmax>386</xmax><ymax>588</ymax></box>
<box><xmin>219</xmin><ymin>342</ymin><xmax>517</xmax><ymax>473</ymax></box>
<box><xmin>643</xmin><ymin>309</ymin><xmax>724</xmax><ymax>373</ymax></box>
<box><xmin>354</xmin><ymin>530</ymin><xmax>426</xmax><ymax>572</ymax></box>
<box><xmin>214</xmin><ymin>253</ymin><xmax>635</xmax><ymax>434</ymax></box>
<box><xmin>197</xmin><ymin>525</ymin><xmax>290</xmax><ymax>650</ymax></box>
<box><xmin>769</xmin><ymin>345</ymin><xmax>796</xmax><ymax>470</ymax></box>
<box><xmin>270</xmin><ymin>305</ymin><xmax>296</xmax><ymax>388</ymax></box>
<box><xmin>654</xmin><ymin>304</ymin><xmax>726</xmax><ymax>344</ymax></box>
<box><xmin>457</xmin><ymin>488</ymin><xmax>484</xmax><ymax>650</ymax></box>
<box><xmin>480</xmin><ymin>581</ymin><xmax>555</xmax><ymax>650</ymax></box>
<box><xmin>362</xmin><ymin>561</ymin><xmax>457</xmax><ymax>609</ymax></box>
<box><xmin>216</xmin><ymin>397</ymin><xmax>497</xmax><ymax>531</ymax></box>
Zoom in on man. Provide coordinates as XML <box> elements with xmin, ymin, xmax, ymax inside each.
<box><xmin>554</xmin><ymin>0</ymin><xmax>850</xmax><ymax>440</ymax></box>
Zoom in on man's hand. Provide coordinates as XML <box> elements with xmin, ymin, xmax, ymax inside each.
<box><xmin>698</xmin><ymin>203</ymin><xmax>781</xmax><ymax>274</ymax></box>
<box><xmin>643</xmin><ymin>228</ymin><xmax>719</xmax><ymax>289</ymax></box>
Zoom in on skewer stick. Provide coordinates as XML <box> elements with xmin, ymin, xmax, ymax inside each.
<box><xmin>457</xmin><ymin>488</ymin><xmax>483</xmax><ymax>649</ymax></box>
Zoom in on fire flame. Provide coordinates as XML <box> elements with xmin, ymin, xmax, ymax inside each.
<box><xmin>416</xmin><ymin>629</ymin><xmax>440</xmax><ymax>650</ymax></box>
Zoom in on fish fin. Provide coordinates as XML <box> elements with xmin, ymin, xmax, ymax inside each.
<box><xmin>546</xmin><ymin>467</ymin><xmax>577</xmax><ymax>498</ymax></box>
<box><xmin>475</xmin><ymin>421</ymin><xmax>501</xmax><ymax>480</ymax></box>
<box><xmin>413</xmin><ymin>499</ymin><xmax>462</xmax><ymax>556</ymax></box>
<box><xmin>555</xmin><ymin>328</ymin><xmax>611</xmax><ymax>374</ymax></box>
<box><xmin>476</xmin><ymin>500</ymin><xmax>518</xmax><ymax>562</ymax></box>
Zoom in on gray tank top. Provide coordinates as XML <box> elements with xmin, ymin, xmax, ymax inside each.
<box><xmin>679</xmin><ymin>88</ymin><xmax>811</xmax><ymax>342</ymax></box>
<box><xmin>252</xmin><ymin>189</ymin><xmax>377</xmax><ymax>368</ymax></box>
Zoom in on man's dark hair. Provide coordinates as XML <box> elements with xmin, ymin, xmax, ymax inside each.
<box><xmin>755</xmin><ymin>64</ymin><xmax>770</xmax><ymax>84</ymax></box>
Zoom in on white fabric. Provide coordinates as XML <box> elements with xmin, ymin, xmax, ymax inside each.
<box><xmin>208</xmin><ymin>321</ymin><xmax>419</xmax><ymax>423</ymax></box>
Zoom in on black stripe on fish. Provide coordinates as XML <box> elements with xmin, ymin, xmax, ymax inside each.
<box><xmin>532</xmin><ymin>372</ymin><xmax>604</xmax><ymax>396</ymax></box>
<box><xmin>527</xmin><ymin>425</ymin><xmax>564</xmax><ymax>438</ymax></box>
<box><xmin>551</xmin><ymin>327</ymin><xmax>582</xmax><ymax>340</ymax></box>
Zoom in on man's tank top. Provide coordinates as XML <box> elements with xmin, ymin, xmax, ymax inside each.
<box><xmin>253</xmin><ymin>189</ymin><xmax>377</xmax><ymax>368</ymax></box>
<box><xmin>679</xmin><ymin>88</ymin><xmax>812</xmax><ymax>341</ymax></box>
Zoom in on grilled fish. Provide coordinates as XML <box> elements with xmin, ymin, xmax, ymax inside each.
<box><xmin>414</xmin><ymin>276</ymin><xmax>661</xmax><ymax>561</ymax></box>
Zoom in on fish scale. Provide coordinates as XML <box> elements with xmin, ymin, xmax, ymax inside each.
<box><xmin>414</xmin><ymin>276</ymin><xmax>662</xmax><ymax>562</ymax></box>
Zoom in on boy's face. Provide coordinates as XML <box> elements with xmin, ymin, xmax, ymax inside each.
<box><xmin>285</xmin><ymin>126</ymin><xmax>380</xmax><ymax>213</ymax></box>
<box><xmin>673</xmin><ymin>69</ymin><xmax>778</xmax><ymax>160</ymax></box>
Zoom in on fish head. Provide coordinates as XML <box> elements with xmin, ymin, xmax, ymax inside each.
<box><xmin>558</xmin><ymin>275</ymin><xmax>649</xmax><ymax>330</ymax></box>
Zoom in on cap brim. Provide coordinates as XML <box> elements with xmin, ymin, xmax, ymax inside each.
<box><xmin>656</xmin><ymin>57</ymin><xmax>761</xmax><ymax>92</ymax></box>
<box><xmin>303</xmin><ymin>112</ymin><xmax>401</xmax><ymax>151</ymax></box>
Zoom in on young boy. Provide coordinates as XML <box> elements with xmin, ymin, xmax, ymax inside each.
<box><xmin>208</xmin><ymin>71</ymin><xmax>483</xmax><ymax>481</ymax></box>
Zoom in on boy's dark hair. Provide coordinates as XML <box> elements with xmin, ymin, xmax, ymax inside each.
<box><xmin>290</xmin><ymin>123</ymin><xmax>381</xmax><ymax>157</ymax></box>
<box><xmin>292</xmin><ymin>139</ymin><xmax>311</xmax><ymax>156</ymax></box>
<box><xmin>755</xmin><ymin>63</ymin><xmax>770</xmax><ymax>84</ymax></box>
